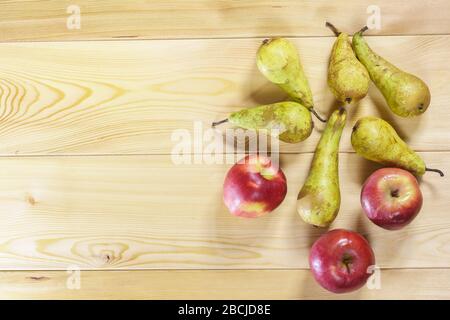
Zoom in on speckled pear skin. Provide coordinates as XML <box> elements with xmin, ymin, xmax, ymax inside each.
<box><xmin>351</xmin><ymin>116</ymin><xmax>426</xmax><ymax>176</ymax></box>
<box><xmin>328</xmin><ymin>32</ymin><xmax>370</xmax><ymax>103</ymax></box>
<box><xmin>256</xmin><ymin>38</ymin><xmax>314</xmax><ymax>109</ymax></box>
<box><xmin>353</xmin><ymin>30</ymin><xmax>431</xmax><ymax>117</ymax></box>
<box><xmin>297</xmin><ymin>108</ymin><xmax>347</xmax><ymax>227</ymax></box>
<box><xmin>228</xmin><ymin>101</ymin><xmax>313</xmax><ymax>143</ymax></box>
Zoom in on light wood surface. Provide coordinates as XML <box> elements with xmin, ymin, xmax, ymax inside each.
<box><xmin>0</xmin><ymin>153</ymin><xmax>447</xmax><ymax>270</ymax></box>
<box><xmin>0</xmin><ymin>269</ymin><xmax>448</xmax><ymax>300</ymax></box>
<box><xmin>0</xmin><ymin>1</ymin><xmax>449</xmax><ymax>299</ymax></box>
<box><xmin>0</xmin><ymin>36</ymin><xmax>448</xmax><ymax>155</ymax></box>
<box><xmin>0</xmin><ymin>0</ymin><xmax>449</xmax><ymax>41</ymax></box>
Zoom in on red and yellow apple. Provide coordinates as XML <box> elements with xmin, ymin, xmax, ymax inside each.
<box><xmin>223</xmin><ymin>155</ymin><xmax>287</xmax><ymax>218</ymax></box>
<box><xmin>361</xmin><ymin>168</ymin><xmax>423</xmax><ymax>230</ymax></box>
<box><xmin>309</xmin><ymin>229</ymin><xmax>375</xmax><ymax>293</ymax></box>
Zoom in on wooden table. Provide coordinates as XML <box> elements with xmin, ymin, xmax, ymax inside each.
<box><xmin>0</xmin><ymin>0</ymin><xmax>449</xmax><ymax>299</ymax></box>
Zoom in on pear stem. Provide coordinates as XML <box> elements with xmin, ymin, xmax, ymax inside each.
<box><xmin>358</xmin><ymin>25</ymin><xmax>369</xmax><ymax>34</ymax></box>
<box><xmin>212</xmin><ymin>118</ymin><xmax>229</xmax><ymax>127</ymax></box>
<box><xmin>425</xmin><ymin>167</ymin><xmax>444</xmax><ymax>177</ymax></box>
<box><xmin>310</xmin><ymin>108</ymin><xmax>327</xmax><ymax>123</ymax></box>
<box><xmin>325</xmin><ymin>21</ymin><xmax>341</xmax><ymax>37</ymax></box>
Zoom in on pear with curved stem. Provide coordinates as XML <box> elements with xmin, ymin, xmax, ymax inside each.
<box><xmin>212</xmin><ymin>101</ymin><xmax>313</xmax><ymax>143</ymax></box>
<box><xmin>351</xmin><ymin>116</ymin><xmax>443</xmax><ymax>176</ymax></box>
<box><xmin>353</xmin><ymin>27</ymin><xmax>431</xmax><ymax>117</ymax></box>
<box><xmin>297</xmin><ymin>108</ymin><xmax>347</xmax><ymax>227</ymax></box>
<box><xmin>256</xmin><ymin>38</ymin><xmax>326</xmax><ymax>122</ymax></box>
<box><xmin>326</xmin><ymin>22</ymin><xmax>369</xmax><ymax>104</ymax></box>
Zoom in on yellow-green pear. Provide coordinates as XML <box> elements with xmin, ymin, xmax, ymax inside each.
<box><xmin>326</xmin><ymin>22</ymin><xmax>369</xmax><ymax>104</ymax></box>
<box><xmin>256</xmin><ymin>38</ymin><xmax>326</xmax><ymax>122</ymax></box>
<box><xmin>351</xmin><ymin>116</ymin><xmax>443</xmax><ymax>176</ymax></box>
<box><xmin>212</xmin><ymin>102</ymin><xmax>313</xmax><ymax>143</ymax></box>
<box><xmin>297</xmin><ymin>108</ymin><xmax>347</xmax><ymax>227</ymax></box>
<box><xmin>353</xmin><ymin>27</ymin><xmax>431</xmax><ymax>117</ymax></box>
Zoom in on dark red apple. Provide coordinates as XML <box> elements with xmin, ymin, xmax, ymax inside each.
<box><xmin>309</xmin><ymin>229</ymin><xmax>375</xmax><ymax>293</ymax></box>
<box><xmin>361</xmin><ymin>168</ymin><xmax>423</xmax><ymax>230</ymax></box>
<box><xmin>223</xmin><ymin>155</ymin><xmax>287</xmax><ymax>218</ymax></box>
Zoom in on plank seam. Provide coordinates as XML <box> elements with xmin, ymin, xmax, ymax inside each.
<box><xmin>0</xmin><ymin>267</ymin><xmax>448</xmax><ymax>272</ymax></box>
<box><xmin>0</xmin><ymin>33</ymin><xmax>449</xmax><ymax>44</ymax></box>
<box><xmin>0</xmin><ymin>150</ymin><xmax>448</xmax><ymax>158</ymax></box>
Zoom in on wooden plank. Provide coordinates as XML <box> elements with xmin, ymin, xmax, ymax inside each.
<box><xmin>0</xmin><ymin>269</ymin><xmax>448</xmax><ymax>299</ymax></box>
<box><xmin>0</xmin><ymin>1</ymin><xmax>449</xmax><ymax>41</ymax></box>
<box><xmin>0</xmin><ymin>152</ymin><xmax>447</xmax><ymax>270</ymax></box>
<box><xmin>0</xmin><ymin>36</ymin><xmax>448</xmax><ymax>155</ymax></box>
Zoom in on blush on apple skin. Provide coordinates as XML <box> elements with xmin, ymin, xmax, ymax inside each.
<box><xmin>309</xmin><ymin>229</ymin><xmax>375</xmax><ymax>294</ymax></box>
<box><xmin>223</xmin><ymin>155</ymin><xmax>287</xmax><ymax>218</ymax></box>
<box><xmin>361</xmin><ymin>168</ymin><xmax>423</xmax><ymax>230</ymax></box>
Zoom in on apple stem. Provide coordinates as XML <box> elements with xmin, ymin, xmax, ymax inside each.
<box><xmin>425</xmin><ymin>167</ymin><xmax>444</xmax><ymax>177</ymax></box>
<box><xmin>310</xmin><ymin>108</ymin><xmax>327</xmax><ymax>123</ymax></box>
<box><xmin>342</xmin><ymin>254</ymin><xmax>353</xmax><ymax>274</ymax></box>
<box><xmin>325</xmin><ymin>21</ymin><xmax>341</xmax><ymax>37</ymax></box>
<box><xmin>344</xmin><ymin>262</ymin><xmax>351</xmax><ymax>274</ymax></box>
<box><xmin>212</xmin><ymin>118</ymin><xmax>229</xmax><ymax>127</ymax></box>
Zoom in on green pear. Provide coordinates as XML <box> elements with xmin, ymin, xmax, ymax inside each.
<box><xmin>326</xmin><ymin>22</ymin><xmax>370</xmax><ymax>104</ymax></box>
<box><xmin>353</xmin><ymin>27</ymin><xmax>431</xmax><ymax>117</ymax></box>
<box><xmin>297</xmin><ymin>108</ymin><xmax>347</xmax><ymax>227</ymax></box>
<box><xmin>351</xmin><ymin>116</ymin><xmax>443</xmax><ymax>176</ymax></box>
<box><xmin>256</xmin><ymin>38</ymin><xmax>326</xmax><ymax>122</ymax></box>
<box><xmin>212</xmin><ymin>102</ymin><xmax>313</xmax><ymax>143</ymax></box>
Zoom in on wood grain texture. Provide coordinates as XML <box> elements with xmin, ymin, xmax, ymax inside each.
<box><xmin>1</xmin><ymin>0</ymin><xmax>449</xmax><ymax>41</ymax></box>
<box><xmin>0</xmin><ymin>152</ymin><xmax>447</xmax><ymax>270</ymax></box>
<box><xmin>0</xmin><ymin>36</ymin><xmax>448</xmax><ymax>155</ymax></box>
<box><xmin>0</xmin><ymin>269</ymin><xmax>449</xmax><ymax>299</ymax></box>
<box><xmin>1</xmin><ymin>2</ymin><xmax>449</xmax><ymax>299</ymax></box>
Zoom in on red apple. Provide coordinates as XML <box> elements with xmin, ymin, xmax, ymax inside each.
<box><xmin>309</xmin><ymin>229</ymin><xmax>375</xmax><ymax>293</ymax></box>
<box><xmin>223</xmin><ymin>155</ymin><xmax>287</xmax><ymax>218</ymax></box>
<box><xmin>361</xmin><ymin>168</ymin><xmax>423</xmax><ymax>230</ymax></box>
